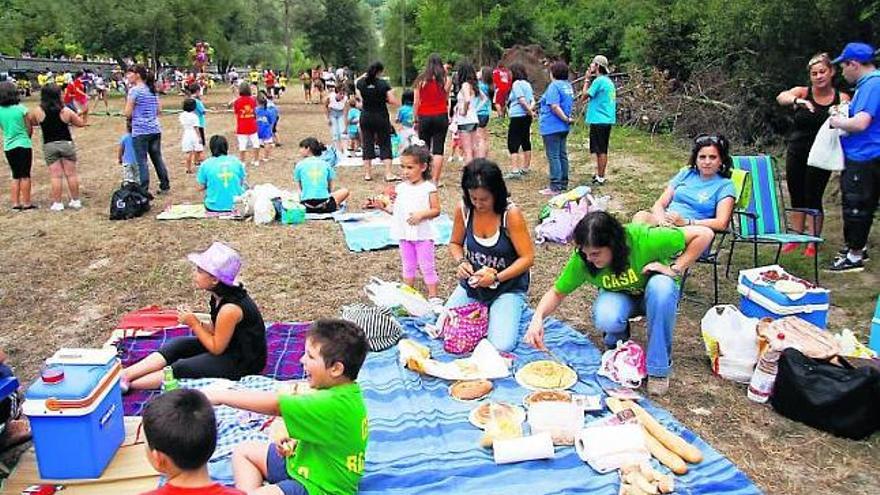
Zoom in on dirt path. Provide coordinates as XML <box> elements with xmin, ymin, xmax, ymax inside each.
<box><xmin>1</xmin><ymin>89</ymin><xmax>877</xmax><ymax>493</ymax></box>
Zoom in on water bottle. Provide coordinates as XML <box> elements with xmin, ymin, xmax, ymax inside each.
<box><xmin>161</xmin><ymin>366</ymin><xmax>179</xmax><ymax>393</ymax></box>
<box><xmin>747</xmin><ymin>335</ymin><xmax>784</xmax><ymax>403</ymax></box>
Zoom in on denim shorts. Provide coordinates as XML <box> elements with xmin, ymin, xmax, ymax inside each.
<box><xmin>266</xmin><ymin>445</ymin><xmax>309</xmax><ymax>495</ymax></box>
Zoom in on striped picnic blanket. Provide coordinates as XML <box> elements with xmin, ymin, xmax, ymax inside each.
<box><xmin>193</xmin><ymin>312</ymin><xmax>759</xmax><ymax>494</ymax></box>
<box><xmin>116</xmin><ymin>322</ymin><xmax>309</xmax><ymax>416</ymax></box>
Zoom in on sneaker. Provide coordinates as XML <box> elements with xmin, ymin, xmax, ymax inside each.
<box><xmin>538</xmin><ymin>188</ymin><xmax>561</xmax><ymax>196</ymax></box>
<box><xmin>504</xmin><ymin>169</ymin><xmax>524</xmax><ymax>180</ymax></box>
<box><xmin>50</xmin><ymin>202</ymin><xmax>65</xmax><ymax>211</ymax></box>
<box><xmin>827</xmin><ymin>255</ymin><xmax>865</xmax><ymax>273</ymax></box>
<box><xmin>156</xmin><ymin>188</ymin><xmax>170</xmax><ymax>196</ymax></box>
<box><xmin>647</xmin><ymin>376</ymin><xmax>669</xmax><ymax>396</ymax></box>
<box><xmin>592</xmin><ymin>175</ymin><xmax>607</xmax><ymax>185</ymax></box>
<box><xmin>781</xmin><ymin>242</ymin><xmax>800</xmax><ymax>254</ymax></box>
<box><xmin>68</xmin><ymin>199</ymin><xmax>82</xmax><ymax>209</ymax></box>
<box><xmin>803</xmin><ymin>243</ymin><xmax>817</xmax><ymax>258</ymax></box>
<box><xmin>837</xmin><ymin>246</ymin><xmax>870</xmax><ymax>262</ymax></box>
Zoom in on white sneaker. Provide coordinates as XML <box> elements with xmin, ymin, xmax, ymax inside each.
<box><xmin>50</xmin><ymin>202</ymin><xmax>65</xmax><ymax>211</ymax></box>
<box><xmin>68</xmin><ymin>199</ymin><xmax>82</xmax><ymax>209</ymax></box>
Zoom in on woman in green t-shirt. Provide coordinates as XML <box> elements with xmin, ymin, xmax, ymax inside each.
<box><xmin>524</xmin><ymin>211</ymin><xmax>713</xmax><ymax>395</ymax></box>
<box><xmin>0</xmin><ymin>82</ymin><xmax>34</xmax><ymax>210</ymax></box>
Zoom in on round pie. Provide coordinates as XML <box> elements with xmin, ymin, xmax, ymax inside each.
<box><xmin>468</xmin><ymin>401</ymin><xmax>525</xmax><ymax>429</ymax></box>
<box><xmin>449</xmin><ymin>379</ymin><xmax>493</xmax><ymax>401</ymax></box>
<box><xmin>515</xmin><ymin>360</ymin><xmax>577</xmax><ymax>390</ymax></box>
<box><xmin>523</xmin><ymin>390</ymin><xmax>572</xmax><ymax>408</ymax></box>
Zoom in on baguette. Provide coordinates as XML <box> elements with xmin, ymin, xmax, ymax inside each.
<box><xmin>620</xmin><ymin>400</ymin><xmax>703</xmax><ymax>464</ymax></box>
<box><xmin>606</xmin><ymin>398</ymin><xmax>689</xmax><ymax>474</ymax></box>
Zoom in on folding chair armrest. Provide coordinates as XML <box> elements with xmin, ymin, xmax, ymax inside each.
<box><xmin>733</xmin><ymin>209</ymin><xmax>757</xmax><ymax>219</ymax></box>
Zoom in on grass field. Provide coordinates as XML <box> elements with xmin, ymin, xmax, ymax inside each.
<box><xmin>1</xmin><ymin>88</ymin><xmax>877</xmax><ymax>493</ymax></box>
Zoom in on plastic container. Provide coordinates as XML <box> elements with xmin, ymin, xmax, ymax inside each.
<box><xmin>23</xmin><ymin>348</ymin><xmax>124</xmax><ymax>479</ymax></box>
<box><xmin>870</xmin><ymin>296</ymin><xmax>880</xmax><ymax>354</ymax></box>
<box><xmin>737</xmin><ymin>265</ymin><xmax>829</xmax><ymax>329</ymax></box>
<box><xmin>527</xmin><ymin>401</ymin><xmax>584</xmax><ymax>445</ymax></box>
<box><xmin>747</xmin><ymin>344</ymin><xmax>782</xmax><ymax>403</ymax></box>
<box><xmin>281</xmin><ymin>205</ymin><xmax>306</xmax><ymax>225</ymax></box>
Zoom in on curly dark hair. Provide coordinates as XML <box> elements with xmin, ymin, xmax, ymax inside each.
<box><xmin>688</xmin><ymin>134</ymin><xmax>732</xmax><ymax>178</ymax></box>
<box><xmin>461</xmin><ymin>158</ymin><xmax>509</xmax><ymax>214</ymax></box>
<box><xmin>573</xmin><ymin>211</ymin><xmax>631</xmax><ymax>276</ymax></box>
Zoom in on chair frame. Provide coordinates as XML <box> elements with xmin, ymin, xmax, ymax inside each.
<box><xmin>724</xmin><ymin>156</ymin><xmax>822</xmax><ymax>283</ymax></box>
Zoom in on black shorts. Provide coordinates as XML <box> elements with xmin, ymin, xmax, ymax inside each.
<box><xmin>301</xmin><ymin>197</ymin><xmax>338</xmax><ymax>214</ymax></box>
<box><xmin>478</xmin><ymin>114</ymin><xmax>490</xmax><ymax>128</ymax></box>
<box><xmin>507</xmin><ymin>115</ymin><xmax>532</xmax><ymax>154</ymax></box>
<box><xmin>5</xmin><ymin>147</ymin><xmax>32</xmax><ymax>179</ymax></box>
<box><xmin>589</xmin><ymin>124</ymin><xmax>612</xmax><ymax>154</ymax></box>
<box><xmin>417</xmin><ymin>114</ymin><xmax>449</xmax><ymax>156</ymax></box>
<box><xmin>360</xmin><ymin>115</ymin><xmax>392</xmax><ymax>160</ymax></box>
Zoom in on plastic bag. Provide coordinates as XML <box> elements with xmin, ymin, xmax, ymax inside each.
<box><xmin>363</xmin><ymin>277</ymin><xmax>433</xmax><ymax>317</ymax></box>
<box><xmin>807</xmin><ymin>114</ymin><xmax>845</xmax><ymax>172</ymax></box>
<box><xmin>701</xmin><ymin>305</ymin><xmax>759</xmax><ymax>383</ymax></box>
<box><xmin>535</xmin><ymin>197</ymin><xmax>590</xmax><ymax>244</ymax></box>
<box><xmin>597</xmin><ymin>340</ymin><xmax>647</xmax><ymax>388</ymax></box>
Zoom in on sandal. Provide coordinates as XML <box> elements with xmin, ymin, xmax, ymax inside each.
<box><xmin>11</xmin><ymin>205</ymin><xmax>22</xmax><ymax>210</ymax></box>
<box><xmin>20</xmin><ymin>205</ymin><xmax>37</xmax><ymax>210</ymax></box>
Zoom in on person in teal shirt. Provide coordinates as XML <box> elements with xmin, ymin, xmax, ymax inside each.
<box><xmin>0</xmin><ymin>82</ymin><xmax>34</xmax><ymax>210</ymax></box>
<box><xmin>524</xmin><ymin>211</ymin><xmax>714</xmax><ymax>396</ymax></box>
<box><xmin>196</xmin><ymin>135</ymin><xmax>247</xmax><ymax>212</ymax></box>
<box><xmin>294</xmin><ymin>137</ymin><xmax>349</xmax><ymax>213</ymax></box>
<box><xmin>581</xmin><ymin>55</ymin><xmax>616</xmax><ymax>185</ymax></box>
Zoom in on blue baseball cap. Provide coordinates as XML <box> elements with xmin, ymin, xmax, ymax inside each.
<box><xmin>831</xmin><ymin>42</ymin><xmax>877</xmax><ymax>64</ymax></box>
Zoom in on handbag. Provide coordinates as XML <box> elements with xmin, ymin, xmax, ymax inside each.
<box><xmin>441</xmin><ymin>302</ymin><xmax>489</xmax><ymax>354</ymax></box>
<box><xmin>770</xmin><ymin>348</ymin><xmax>880</xmax><ymax>440</ymax></box>
<box><xmin>340</xmin><ymin>303</ymin><xmax>403</xmax><ymax>352</ymax></box>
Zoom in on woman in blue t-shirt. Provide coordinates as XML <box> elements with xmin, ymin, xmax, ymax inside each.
<box><xmin>538</xmin><ymin>61</ymin><xmax>575</xmax><ymax>195</ymax></box>
<box><xmin>633</xmin><ymin>134</ymin><xmax>736</xmax><ymax>232</ymax></box>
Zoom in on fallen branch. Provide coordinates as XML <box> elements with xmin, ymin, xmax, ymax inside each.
<box><xmin>680</xmin><ymin>95</ymin><xmax>735</xmax><ymax>111</ymax></box>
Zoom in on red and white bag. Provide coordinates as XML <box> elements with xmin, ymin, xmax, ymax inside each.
<box><xmin>597</xmin><ymin>340</ymin><xmax>647</xmax><ymax>388</ymax></box>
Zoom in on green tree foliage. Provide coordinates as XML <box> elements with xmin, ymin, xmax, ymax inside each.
<box><xmin>302</xmin><ymin>0</ymin><xmax>378</xmax><ymax>68</ymax></box>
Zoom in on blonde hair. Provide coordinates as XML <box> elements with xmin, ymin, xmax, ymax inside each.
<box><xmin>808</xmin><ymin>53</ymin><xmax>833</xmax><ymax>70</ymax></box>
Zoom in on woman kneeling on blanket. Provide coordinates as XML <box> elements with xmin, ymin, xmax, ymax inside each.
<box><xmin>122</xmin><ymin>242</ymin><xmax>267</xmax><ymax>391</ymax></box>
<box><xmin>524</xmin><ymin>212</ymin><xmax>713</xmax><ymax>396</ymax></box>
<box><xmin>447</xmin><ymin>159</ymin><xmax>534</xmax><ymax>352</ymax></box>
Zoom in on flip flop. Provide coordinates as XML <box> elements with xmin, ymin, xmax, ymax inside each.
<box><xmin>20</xmin><ymin>205</ymin><xmax>37</xmax><ymax>210</ymax></box>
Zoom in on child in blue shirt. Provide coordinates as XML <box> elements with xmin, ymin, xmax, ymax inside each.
<box><xmin>117</xmin><ymin>119</ymin><xmax>139</xmax><ymax>185</ymax></box>
<box><xmin>396</xmin><ymin>89</ymin><xmax>416</xmax><ymax>153</ymax></box>
<box><xmin>188</xmin><ymin>84</ymin><xmax>207</xmax><ymax>165</ymax></box>
<box><xmin>255</xmin><ymin>94</ymin><xmax>278</xmax><ymax>163</ymax></box>
<box><xmin>346</xmin><ymin>96</ymin><xmax>361</xmax><ymax>157</ymax></box>
<box><xmin>294</xmin><ymin>137</ymin><xmax>349</xmax><ymax>214</ymax></box>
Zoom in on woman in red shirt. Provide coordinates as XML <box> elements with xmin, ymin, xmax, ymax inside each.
<box><xmin>414</xmin><ymin>53</ymin><xmax>452</xmax><ymax>184</ymax></box>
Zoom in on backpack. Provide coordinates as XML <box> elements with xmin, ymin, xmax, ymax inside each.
<box><xmin>110</xmin><ymin>183</ymin><xmax>152</xmax><ymax>220</ymax></box>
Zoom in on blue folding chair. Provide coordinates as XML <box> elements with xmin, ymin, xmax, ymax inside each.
<box><xmin>725</xmin><ymin>155</ymin><xmax>822</xmax><ymax>282</ymax></box>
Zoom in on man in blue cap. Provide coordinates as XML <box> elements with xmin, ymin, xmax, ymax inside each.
<box><xmin>829</xmin><ymin>42</ymin><xmax>879</xmax><ymax>272</ymax></box>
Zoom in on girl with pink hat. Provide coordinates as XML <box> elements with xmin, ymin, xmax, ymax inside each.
<box><xmin>121</xmin><ymin>242</ymin><xmax>267</xmax><ymax>391</ymax></box>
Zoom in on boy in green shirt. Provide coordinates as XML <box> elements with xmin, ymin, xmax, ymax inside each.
<box><xmin>205</xmin><ymin>319</ymin><xmax>369</xmax><ymax>495</ymax></box>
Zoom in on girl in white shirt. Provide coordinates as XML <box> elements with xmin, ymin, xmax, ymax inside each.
<box><xmin>390</xmin><ymin>145</ymin><xmax>442</xmax><ymax>302</ymax></box>
<box><xmin>179</xmin><ymin>98</ymin><xmax>203</xmax><ymax>173</ymax></box>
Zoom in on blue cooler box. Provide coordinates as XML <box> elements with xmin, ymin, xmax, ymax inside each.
<box><xmin>737</xmin><ymin>265</ymin><xmax>830</xmax><ymax>328</ymax></box>
<box><xmin>23</xmin><ymin>348</ymin><xmax>125</xmax><ymax>479</ymax></box>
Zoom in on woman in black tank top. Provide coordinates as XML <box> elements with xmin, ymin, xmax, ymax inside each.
<box><xmin>122</xmin><ymin>242</ymin><xmax>267</xmax><ymax>390</ymax></box>
<box><xmin>776</xmin><ymin>53</ymin><xmax>851</xmax><ymax>257</ymax></box>
<box><xmin>33</xmin><ymin>84</ymin><xmax>86</xmax><ymax>211</ymax></box>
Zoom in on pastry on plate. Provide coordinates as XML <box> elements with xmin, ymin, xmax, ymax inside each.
<box><xmin>450</xmin><ymin>379</ymin><xmax>493</xmax><ymax>401</ymax></box>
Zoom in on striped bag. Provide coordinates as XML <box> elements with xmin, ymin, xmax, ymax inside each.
<box><xmin>341</xmin><ymin>303</ymin><xmax>403</xmax><ymax>352</ymax></box>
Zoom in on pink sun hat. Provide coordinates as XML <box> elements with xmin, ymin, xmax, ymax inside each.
<box><xmin>187</xmin><ymin>242</ymin><xmax>242</xmax><ymax>286</ymax></box>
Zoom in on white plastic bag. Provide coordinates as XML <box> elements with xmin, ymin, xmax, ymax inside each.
<box><xmin>363</xmin><ymin>277</ymin><xmax>432</xmax><ymax>317</ymax></box>
<box><xmin>807</xmin><ymin>115</ymin><xmax>845</xmax><ymax>172</ymax></box>
<box><xmin>701</xmin><ymin>305</ymin><xmax>759</xmax><ymax>383</ymax></box>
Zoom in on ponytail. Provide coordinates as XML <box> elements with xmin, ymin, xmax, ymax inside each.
<box><xmin>299</xmin><ymin>137</ymin><xmax>327</xmax><ymax>157</ymax></box>
<box><xmin>129</xmin><ymin>64</ymin><xmax>157</xmax><ymax>94</ymax></box>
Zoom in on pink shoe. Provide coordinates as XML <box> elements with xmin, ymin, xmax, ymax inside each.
<box><xmin>781</xmin><ymin>242</ymin><xmax>799</xmax><ymax>254</ymax></box>
<box><xmin>804</xmin><ymin>243</ymin><xmax>817</xmax><ymax>257</ymax></box>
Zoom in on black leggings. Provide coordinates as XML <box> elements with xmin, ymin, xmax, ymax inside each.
<box><xmin>360</xmin><ymin>114</ymin><xmax>392</xmax><ymax>160</ymax></box>
<box><xmin>157</xmin><ymin>337</ymin><xmax>248</xmax><ymax>380</ymax></box>
<box><xmin>5</xmin><ymin>147</ymin><xmax>32</xmax><ymax>179</ymax></box>
<box><xmin>786</xmin><ymin>144</ymin><xmax>831</xmax><ymax>212</ymax></box>
<box><xmin>507</xmin><ymin>115</ymin><xmax>532</xmax><ymax>154</ymax></box>
<box><xmin>417</xmin><ymin>114</ymin><xmax>449</xmax><ymax>156</ymax></box>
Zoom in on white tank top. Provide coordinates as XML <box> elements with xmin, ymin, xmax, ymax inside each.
<box><xmin>455</xmin><ymin>83</ymin><xmax>479</xmax><ymax>126</ymax></box>
<box><xmin>328</xmin><ymin>90</ymin><xmax>346</xmax><ymax>111</ymax></box>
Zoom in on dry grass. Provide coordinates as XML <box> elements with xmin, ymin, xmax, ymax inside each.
<box><xmin>1</xmin><ymin>89</ymin><xmax>877</xmax><ymax>493</ymax></box>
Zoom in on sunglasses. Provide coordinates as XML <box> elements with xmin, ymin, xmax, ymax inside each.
<box><xmin>694</xmin><ymin>134</ymin><xmax>723</xmax><ymax>147</ymax></box>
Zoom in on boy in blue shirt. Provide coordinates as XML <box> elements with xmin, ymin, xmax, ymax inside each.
<box><xmin>117</xmin><ymin>119</ymin><xmax>139</xmax><ymax>185</ymax></box>
<box><xmin>581</xmin><ymin>55</ymin><xmax>616</xmax><ymax>185</ymax></box>
<box><xmin>256</xmin><ymin>94</ymin><xmax>278</xmax><ymax>163</ymax></box>
<box><xmin>396</xmin><ymin>90</ymin><xmax>416</xmax><ymax>153</ymax></box>
<box><xmin>196</xmin><ymin>135</ymin><xmax>247</xmax><ymax>212</ymax></box>
<box><xmin>346</xmin><ymin>96</ymin><xmax>361</xmax><ymax>157</ymax></box>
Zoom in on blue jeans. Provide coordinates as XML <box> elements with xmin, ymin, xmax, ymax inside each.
<box><xmin>133</xmin><ymin>132</ymin><xmax>170</xmax><ymax>191</ymax></box>
<box><xmin>445</xmin><ymin>285</ymin><xmax>526</xmax><ymax>352</ymax></box>
<box><xmin>542</xmin><ymin>131</ymin><xmax>569</xmax><ymax>191</ymax></box>
<box><xmin>591</xmin><ymin>274</ymin><xmax>680</xmax><ymax>377</ymax></box>
<box><xmin>329</xmin><ymin>109</ymin><xmax>345</xmax><ymax>144</ymax></box>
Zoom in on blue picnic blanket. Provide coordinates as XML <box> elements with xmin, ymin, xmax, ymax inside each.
<box><xmin>338</xmin><ymin>211</ymin><xmax>453</xmax><ymax>252</ymax></box>
<box><xmin>192</xmin><ymin>311</ymin><xmax>759</xmax><ymax>494</ymax></box>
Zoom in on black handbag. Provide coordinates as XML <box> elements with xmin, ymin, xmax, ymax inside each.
<box><xmin>771</xmin><ymin>348</ymin><xmax>880</xmax><ymax>440</ymax></box>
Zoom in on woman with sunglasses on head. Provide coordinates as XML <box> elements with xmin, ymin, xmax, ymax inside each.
<box><xmin>524</xmin><ymin>211</ymin><xmax>714</xmax><ymax>395</ymax></box>
<box><xmin>632</xmin><ymin>134</ymin><xmax>736</xmax><ymax>232</ymax></box>
<box><xmin>776</xmin><ymin>53</ymin><xmax>850</xmax><ymax>257</ymax></box>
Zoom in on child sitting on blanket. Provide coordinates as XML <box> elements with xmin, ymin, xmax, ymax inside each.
<box><xmin>197</xmin><ymin>135</ymin><xmax>247</xmax><ymax>213</ymax></box>
<box><xmin>140</xmin><ymin>389</ymin><xmax>245</xmax><ymax>495</ymax></box>
<box><xmin>121</xmin><ymin>242</ymin><xmax>267</xmax><ymax>391</ymax></box>
<box><xmin>204</xmin><ymin>319</ymin><xmax>369</xmax><ymax>495</ymax></box>
<box><xmin>390</xmin><ymin>145</ymin><xmax>441</xmax><ymax>303</ymax></box>
<box><xmin>294</xmin><ymin>137</ymin><xmax>350</xmax><ymax>214</ymax></box>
